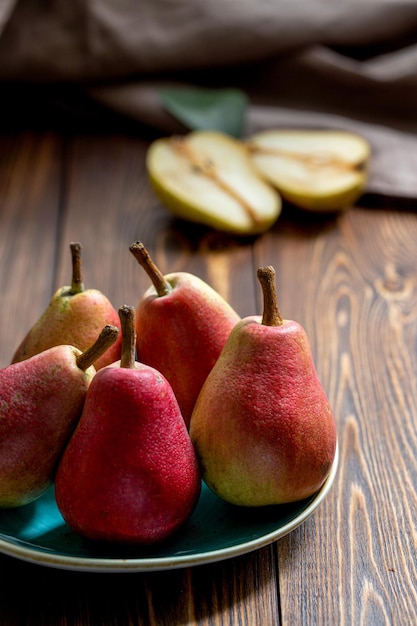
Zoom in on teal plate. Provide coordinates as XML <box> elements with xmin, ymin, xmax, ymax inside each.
<box><xmin>0</xmin><ymin>445</ymin><xmax>338</xmax><ymax>572</ymax></box>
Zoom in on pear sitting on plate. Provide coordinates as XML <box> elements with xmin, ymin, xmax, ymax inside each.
<box><xmin>246</xmin><ymin>129</ymin><xmax>370</xmax><ymax>212</ymax></box>
<box><xmin>130</xmin><ymin>241</ymin><xmax>240</xmax><ymax>428</ymax></box>
<box><xmin>55</xmin><ymin>305</ymin><xmax>201</xmax><ymax>546</ymax></box>
<box><xmin>12</xmin><ymin>242</ymin><xmax>122</xmax><ymax>370</ymax></box>
<box><xmin>189</xmin><ymin>266</ymin><xmax>337</xmax><ymax>507</ymax></box>
<box><xmin>146</xmin><ymin>130</ymin><xmax>281</xmax><ymax>235</ymax></box>
<box><xmin>0</xmin><ymin>325</ymin><xmax>119</xmax><ymax>508</ymax></box>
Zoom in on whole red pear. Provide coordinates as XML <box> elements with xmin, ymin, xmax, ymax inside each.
<box><xmin>129</xmin><ymin>242</ymin><xmax>240</xmax><ymax>427</ymax></box>
<box><xmin>189</xmin><ymin>266</ymin><xmax>337</xmax><ymax>506</ymax></box>
<box><xmin>55</xmin><ymin>305</ymin><xmax>201</xmax><ymax>545</ymax></box>
<box><xmin>0</xmin><ymin>325</ymin><xmax>119</xmax><ymax>507</ymax></box>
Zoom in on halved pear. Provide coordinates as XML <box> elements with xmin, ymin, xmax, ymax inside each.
<box><xmin>146</xmin><ymin>130</ymin><xmax>281</xmax><ymax>235</ymax></box>
<box><xmin>246</xmin><ymin>129</ymin><xmax>371</xmax><ymax>212</ymax></box>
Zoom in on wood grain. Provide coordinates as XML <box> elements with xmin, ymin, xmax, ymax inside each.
<box><xmin>276</xmin><ymin>206</ymin><xmax>417</xmax><ymax>625</ymax></box>
<box><xmin>0</xmin><ymin>127</ymin><xmax>417</xmax><ymax>624</ymax></box>
<box><xmin>0</xmin><ymin>132</ymin><xmax>63</xmax><ymax>365</ymax></box>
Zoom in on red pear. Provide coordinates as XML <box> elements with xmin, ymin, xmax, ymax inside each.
<box><xmin>55</xmin><ymin>305</ymin><xmax>201</xmax><ymax>545</ymax></box>
<box><xmin>12</xmin><ymin>242</ymin><xmax>122</xmax><ymax>370</ymax></box>
<box><xmin>0</xmin><ymin>325</ymin><xmax>119</xmax><ymax>507</ymax></box>
<box><xmin>129</xmin><ymin>241</ymin><xmax>240</xmax><ymax>427</ymax></box>
<box><xmin>189</xmin><ymin>266</ymin><xmax>337</xmax><ymax>506</ymax></box>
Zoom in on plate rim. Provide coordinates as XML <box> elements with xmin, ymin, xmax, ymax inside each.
<box><xmin>0</xmin><ymin>443</ymin><xmax>339</xmax><ymax>572</ymax></box>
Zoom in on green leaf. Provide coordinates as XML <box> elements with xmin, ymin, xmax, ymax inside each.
<box><xmin>159</xmin><ymin>87</ymin><xmax>248</xmax><ymax>138</ymax></box>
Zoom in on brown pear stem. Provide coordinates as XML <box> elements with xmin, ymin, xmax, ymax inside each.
<box><xmin>257</xmin><ymin>266</ymin><xmax>283</xmax><ymax>326</ymax></box>
<box><xmin>129</xmin><ymin>241</ymin><xmax>172</xmax><ymax>297</ymax></box>
<box><xmin>70</xmin><ymin>242</ymin><xmax>85</xmax><ymax>295</ymax></box>
<box><xmin>76</xmin><ymin>325</ymin><xmax>119</xmax><ymax>371</ymax></box>
<box><xmin>118</xmin><ymin>305</ymin><xmax>136</xmax><ymax>369</ymax></box>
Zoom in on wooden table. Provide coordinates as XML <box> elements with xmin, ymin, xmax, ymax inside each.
<box><xmin>1</xmin><ymin>108</ymin><xmax>416</xmax><ymax>625</ymax></box>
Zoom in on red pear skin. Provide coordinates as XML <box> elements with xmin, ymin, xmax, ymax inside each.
<box><xmin>189</xmin><ymin>267</ymin><xmax>337</xmax><ymax>507</ymax></box>
<box><xmin>55</xmin><ymin>364</ymin><xmax>201</xmax><ymax>545</ymax></box>
<box><xmin>0</xmin><ymin>346</ymin><xmax>95</xmax><ymax>508</ymax></box>
<box><xmin>55</xmin><ymin>305</ymin><xmax>201</xmax><ymax>545</ymax></box>
<box><xmin>12</xmin><ymin>243</ymin><xmax>122</xmax><ymax>370</ymax></box>
<box><xmin>130</xmin><ymin>242</ymin><xmax>240</xmax><ymax>428</ymax></box>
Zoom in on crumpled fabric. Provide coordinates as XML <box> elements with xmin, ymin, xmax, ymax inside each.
<box><xmin>2</xmin><ymin>0</ymin><xmax>417</xmax><ymax>199</ymax></box>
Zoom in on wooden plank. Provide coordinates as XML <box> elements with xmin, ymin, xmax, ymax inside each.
<box><xmin>275</xmin><ymin>205</ymin><xmax>417</xmax><ymax>623</ymax></box>
<box><xmin>0</xmin><ymin>132</ymin><xmax>62</xmax><ymax>367</ymax></box>
<box><xmin>0</xmin><ymin>547</ymin><xmax>279</xmax><ymax>625</ymax></box>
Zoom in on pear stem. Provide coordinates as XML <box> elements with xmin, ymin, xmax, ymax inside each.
<box><xmin>75</xmin><ymin>325</ymin><xmax>119</xmax><ymax>371</ymax></box>
<box><xmin>70</xmin><ymin>242</ymin><xmax>85</xmax><ymax>295</ymax></box>
<box><xmin>129</xmin><ymin>241</ymin><xmax>172</xmax><ymax>297</ymax></box>
<box><xmin>257</xmin><ymin>266</ymin><xmax>283</xmax><ymax>326</ymax></box>
<box><xmin>118</xmin><ymin>305</ymin><xmax>136</xmax><ymax>369</ymax></box>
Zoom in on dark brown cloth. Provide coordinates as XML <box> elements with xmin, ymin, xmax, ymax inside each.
<box><xmin>2</xmin><ymin>0</ymin><xmax>417</xmax><ymax>198</ymax></box>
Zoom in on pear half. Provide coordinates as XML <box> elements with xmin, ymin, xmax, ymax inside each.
<box><xmin>246</xmin><ymin>129</ymin><xmax>371</xmax><ymax>212</ymax></box>
<box><xmin>146</xmin><ymin>131</ymin><xmax>281</xmax><ymax>235</ymax></box>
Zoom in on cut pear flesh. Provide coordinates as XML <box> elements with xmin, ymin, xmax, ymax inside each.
<box><xmin>246</xmin><ymin>130</ymin><xmax>371</xmax><ymax>211</ymax></box>
<box><xmin>146</xmin><ymin>131</ymin><xmax>281</xmax><ymax>234</ymax></box>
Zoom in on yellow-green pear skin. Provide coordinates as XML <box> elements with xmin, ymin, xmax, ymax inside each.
<box><xmin>12</xmin><ymin>243</ymin><xmax>122</xmax><ymax>370</ymax></box>
<box><xmin>12</xmin><ymin>285</ymin><xmax>122</xmax><ymax>370</ymax></box>
<box><xmin>247</xmin><ymin>129</ymin><xmax>370</xmax><ymax>212</ymax></box>
<box><xmin>146</xmin><ymin>130</ymin><xmax>281</xmax><ymax>235</ymax></box>
<box><xmin>189</xmin><ymin>267</ymin><xmax>337</xmax><ymax>507</ymax></box>
<box><xmin>0</xmin><ymin>346</ymin><xmax>95</xmax><ymax>508</ymax></box>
